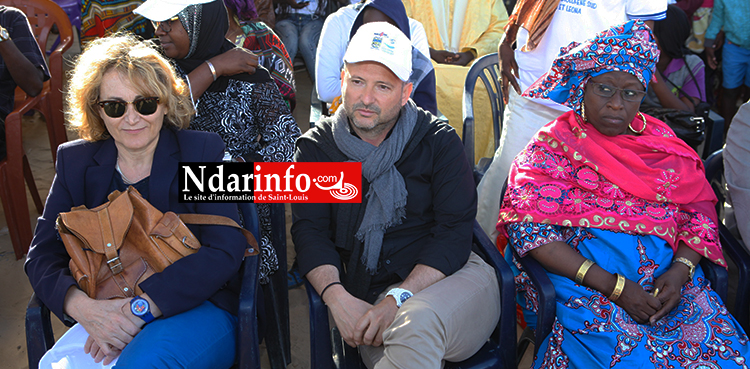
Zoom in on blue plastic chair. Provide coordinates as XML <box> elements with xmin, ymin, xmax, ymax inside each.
<box><xmin>26</xmin><ymin>203</ymin><xmax>264</xmax><ymax>369</ymax></box>
<box><xmin>704</xmin><ymin>149</ymin><xmax>750</xmax><ymax>331</ymax></box>
<box><xmin>462</xmin><ymin>52</ymin><xmax>504</xmax><ymax>182</ymax></box>
<box><xmin>502</xmin><ymin>175</ymin><xmax>733</xmax><ymax>361</ymax></box>
<box><xmin>304</xmin><ymin>220</ymin><xmax>517</xmax><ymax>369</ymax></box>
<box><xmin>262</xmin><ymin>203</ymin><xmax>292</xmax><ymax>368</ymax></box>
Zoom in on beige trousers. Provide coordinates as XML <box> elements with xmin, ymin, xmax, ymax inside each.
<box><xmin>358</xmin><ymin>252</ymin><xmax>501</xmax><ymax>369</ymax></box>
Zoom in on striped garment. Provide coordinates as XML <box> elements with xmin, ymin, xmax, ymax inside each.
<box><xmin>81</xmin><ymin>0</ymin><xmax>153</xmax><ymax>45</ymax></box>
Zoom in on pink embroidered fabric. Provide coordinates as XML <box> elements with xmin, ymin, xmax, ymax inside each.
<box><xmin>497</xmin><ymin>110</ymin><xmax>725</xmax><ymax>266</ymax></box>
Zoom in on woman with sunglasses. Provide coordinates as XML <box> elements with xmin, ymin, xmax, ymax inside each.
<box><xmin>26</xmin><ymin>34</ymin><xmax>249</xmax><ymax>368</ymax></box>
<box><xmin>499</xmin><ymin>21</ymin><xmax>750</xmax><ymax>367</ymax></box>
<box><xmin>136</xmin><ymin>0</ymin><xmax>301</xmax><ymax>285</ymax></box>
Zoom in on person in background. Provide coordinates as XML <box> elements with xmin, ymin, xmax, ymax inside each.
<box><xmin>224</xmin><ymin>0</ymin><xmax>297</xmax><ymax>110</ymax></box>
<box><xmin>475</xmin><ymin>0</ymin><xmax>667</xmax><ymax>244</ymax></box>
<box><xmin>253</xmin><ymin>0</ymin><xmax>277</xmax><ymax>27</ymax></box>
<box><xmin>274</xmin><ymin>0</ymin><xmax>338</xmax><ymax>81</ymax></box>
<box><xmin>704</xmin><ymin>0</ymin><xmax>750</xmax><ymax>131</ymax></box>
<box><xmin>27</xmin><ymin>34</ymin><xmax>248</xmax><ymax>368</ymax></box>
<box><xmin>136</xmin><ymin>0</ymin><xmax>301</xmax><ymax>284</ymax></box>
<box><xmin>403</xmin><ymin>0</ymin><xmax>508</xmax><ymax>67</ymax></box>
<box><xmin>642</xmin><ymin>5</ymin><xmax>706</xmax><ymax>112</ymax></box>
<box><xmin>399</xmin><ymin>0</ymin><xmax>507</xmax><ymax>157</ymax></box>
<box><xmin>500</xmin><ymin>20</ymin><xmax>750</xmax><ymax>367</ymax></box>
<box><xmin>315</xmin><ymin>0</ymin><xmax>437</xmax><ymax>115</ymax></box>
<box><xmin>81</xmin><ymin>0</ymin><xmax>153</xmax><ymax>45</ymax></box>
<box><xmin>724</xmin><ymin>99</ymin><xmax>750</xmax><ymax>251</ymax></box>
<box><xmin>293</xmin><ymin>22</ymin><xmax>500</xmax><ymax>368</ymax></box>
<box><xmin>0</xmin><ymin>5</ymin><xmax>49</xmax><ymax>161</ymax></box>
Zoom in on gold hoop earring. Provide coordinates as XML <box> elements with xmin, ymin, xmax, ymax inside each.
<box><xmin>629</xmin><ymin>112</ymin><xmax>647</xmax><ymax>134</ymax></box>
<box><xmin>581</xmin><ymin>104</ymin><xmax>588</xmax><ymax>122</ymax></box>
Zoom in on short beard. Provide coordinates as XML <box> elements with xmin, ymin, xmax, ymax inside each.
<box><xmin>348</xmin><ymin>102</ymin><xmax>384</xmax><ymax>133</ymax></box>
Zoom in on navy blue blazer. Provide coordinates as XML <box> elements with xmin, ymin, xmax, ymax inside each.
<box><xmin>25</xmin><ymin>128</ymin><xmax>248</xmax><ymax>321</ymax></box>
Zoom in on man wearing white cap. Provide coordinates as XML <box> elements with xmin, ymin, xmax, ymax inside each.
<box><xmin>292</xmin><ymin>22</ymin><xmax>501</xmax><ymax>368</ymax></box>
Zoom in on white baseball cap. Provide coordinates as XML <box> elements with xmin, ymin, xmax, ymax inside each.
<box><xmin>134</xmin><ymin>0</ymin><xmax>214</xmax><ymax>21</ymax></box>
<box><xmin>344</xmin><ymin>22</ymin><xmax>412</xmax><ymax>82</ymax></box>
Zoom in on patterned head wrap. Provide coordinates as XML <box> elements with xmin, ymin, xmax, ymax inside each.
<box><xmin>524</xmin><ymin>20</ymin><xmax>659</xmax><ymax>115</ymax></box>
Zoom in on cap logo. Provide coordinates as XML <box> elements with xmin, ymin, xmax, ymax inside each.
<box><xmin>371</xmin><ymin>32</ymin><xmax>396</xmax><ymax>55</ymax></box>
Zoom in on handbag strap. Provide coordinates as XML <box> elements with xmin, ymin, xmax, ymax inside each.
<box><xmin>659</xmin><ymin>59</ymin><xmax>704</xmax><ymax>107</ymax></box>
<box><xmin>178</xmin><ymin>213</ymin><xmax>259</xmax><ymax>256</ymax></box>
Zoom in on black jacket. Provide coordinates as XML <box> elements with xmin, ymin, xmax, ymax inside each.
<box><xmin>291</xmin><ymin>106</ymin><xmax>476</xmax><ymax>302</ymax></box>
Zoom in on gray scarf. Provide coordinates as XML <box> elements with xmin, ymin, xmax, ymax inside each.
<box><xmin>332</xmin><ymin>100</ymin><xmax>418</xmax><ymax>273</ymax></box>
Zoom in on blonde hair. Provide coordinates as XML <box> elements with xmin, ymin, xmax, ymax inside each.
<box><xmin>67</xmin><ymin>34</ymin><xmax>195</xmax><ymax>141</ymax></box>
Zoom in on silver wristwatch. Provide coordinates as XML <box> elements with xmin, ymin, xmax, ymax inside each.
<box><xmin>386</xmin><ymin>287</ymin><xmax>413</xmax><ymax>308</ymax></box>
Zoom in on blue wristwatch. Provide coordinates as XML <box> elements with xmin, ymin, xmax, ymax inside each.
<box><xmin>130</xmin><ymin>297</ymin><xmax>155</xmax><ymax>324</ymax></box>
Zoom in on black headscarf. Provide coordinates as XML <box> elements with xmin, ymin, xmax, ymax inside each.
<box><xmin>653</xmin><ymin>5</ymin><xmax>691</xmax><ymax>60</ymax></box>
<box><xmin>175</xmin><ymin>0</ymin><xmax>271</xmax><ymax>91</ymax></box>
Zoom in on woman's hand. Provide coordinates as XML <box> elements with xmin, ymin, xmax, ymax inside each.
<box><xmin>209</xmin><ymin>48</ymin><xmax>259</xmax><ymax>77</ymax></box>
<box><xmin>614</xmin><ymin>278</ymin><xmax>662</xmax><ymax>324</ymax></box>
<box><xmin>64</xmin><ymin>288</ymin><xmax>142</xmax><ymax>360</ymax></box>
<box><xmin>498</xmin><ymin>41</ymin><xmax>520</xmax><ymax>104</ymax></box>
<box><xmin>648</xmin><ymin>264</ymin><xmax>690</xmax><ymax>324</ymax></box>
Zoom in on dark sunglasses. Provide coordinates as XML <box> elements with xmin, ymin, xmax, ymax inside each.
<box><xmin>97</xmin><ymin>97</ymin><xmax>160</xmax><ymax>118</ymax></box>
<box><xmin>588</xmin><ymin>82</ymin><xmax>647</xmax><ymax>102</ymax></box>
<box><xmin>152</xmin><ymin>16</ymin><xmax>180</xmax><ymax>33</ymax></box>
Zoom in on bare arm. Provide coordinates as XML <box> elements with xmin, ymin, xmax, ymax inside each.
<box><xmin>185</xmin><ymin>48</ymin><xmax>259</xmax><ymax>100</ymax></box>
<box><xmin>306</xmin><ymin>264</ymin><xmax>373</xmax><ymax>348</ymax></box>
<box><xmin>497</xmin><ymin>30</ymin><xmax>521</xmax><ymax>104</ymax></box>
<box><xmin>528</xmin><ymin>240</ymin><xmax>663</xmax><ymax>324</ymax></box>
<box><xmin>650</xmin><ymin>242</ymin><xmax>701</xmax><ymax>323</ymax></box>
<box><xmin>0</xmin><ymin>30</ymin><xmax>44</xmax><ymax>96</ymax></box>
<box><xmin>651</xmin><ymin>71</ymin><xmax>696</xmax><ymax>112</ymax></box>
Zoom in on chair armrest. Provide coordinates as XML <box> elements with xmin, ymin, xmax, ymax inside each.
<box><xmin>26</xmin><ymin>293</ymin><xmax>55</xmax><ymax>369</ymax></box>
<box><xmin>304</xmin><ymin>278</ymin><xmax>334</xmax><ymax>369</ymax></box>
<box><xmin>237</xmin><ymin>253</ymin><xmax>261</xmax><ymax>369</ymax></box>
<box><xmin>703</xmin><ymin>111</ymin><xmax>725</xmax><ymax>159</ymax></box>
<box><xmin>472</xmin><ymin>220</ymin><xmax>517</xmax><ymax>369</ymax></box>
<box><xmin>700</xmin><ymin>257</ymin><xmax>728</xmax><ymax>301</ymax></box>
<box><xmin>511</xmin><ymin>247</ymin><xmax>556</xmax><ymax>356</ymax></box>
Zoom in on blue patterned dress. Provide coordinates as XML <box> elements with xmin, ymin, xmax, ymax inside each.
<box><xmin>507</xmin><ymin>224</ymin><xmax>750</xmax><ymax>368</ymax></box>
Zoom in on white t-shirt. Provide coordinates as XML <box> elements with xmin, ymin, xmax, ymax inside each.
<box><xmin>291</xmin><ymin>0</ymin><xmax>319</xmax><ymax>16</ymax></box>
<box><xmin>315</xmin><ymin>3</ymin><xmax>430</xmax><ymax>102</ymax></box>
<box><xmin>515</xmin><ymin>0</ymin><xmax>668</xmax><ymax>109</ymax></box>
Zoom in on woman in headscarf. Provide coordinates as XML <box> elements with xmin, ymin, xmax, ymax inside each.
<box><xmin>224</xmin><ymin>0</ymin><xmax>297</xmax><ymax>111</ymax></box>
<box><xmin>136</xmin><ymin>0</ymin><xmax>301</xmax><ymax>283</ymax></box>
<box><xmin>642</xmin><ymin>4</ymin><xmax>707</xmax><ymax>113</ymax></box>
<box><xmin>499</xmin><ymin>20</ymin><xmax>750</xmax><ymax>368</ymax></box>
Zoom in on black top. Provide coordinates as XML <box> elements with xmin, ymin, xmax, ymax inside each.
<box><xmin>291</xmin><ymin>107</ymin><xmax>477</xmax><ymax>302</ymax></box>
<box><xmin>0</xmin><ymin>6</ymin><xmax>50</xmax><ymax>118</ymax></box>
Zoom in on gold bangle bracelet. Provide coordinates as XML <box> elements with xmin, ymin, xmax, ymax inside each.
<box><xmin>575</xmin><ymin>259</ymin><xmax>595</xmax><ymax>284</ymax></box>
<box><xmin>609</xmin><ymin>273</ymin><xmax>626</xmax><ymax>301</ymax></box>
<box><xmin>673</xmin><ymin>257</ymin><xmax>696</xmax><ymax>280</ymax></box>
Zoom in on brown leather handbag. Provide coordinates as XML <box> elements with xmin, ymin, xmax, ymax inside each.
<box><xmin>57</xmin><ymin>186</ymin><xmax>258</xmax><ymax>300</ymax></box>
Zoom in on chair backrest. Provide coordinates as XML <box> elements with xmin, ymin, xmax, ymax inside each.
<box><xmin>704</xmin><ymin>149</ymin><xmax>750</xmax><ymax>332</ymax></box>
<box><xmin>462</xmin><ymin>52</ymin><xmax>504</xmax><ymax>167</ymax></box>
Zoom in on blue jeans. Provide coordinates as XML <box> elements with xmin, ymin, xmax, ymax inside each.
<box><xmin>114</xmin><ymin>301</ymin><xmax>237</xmax><ymax>368</ymax></box>
<box><xmin>275</xmin><ymin>14</ymin><xmax>323</xmax><ymax>80</ymax></box>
